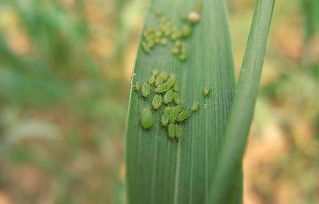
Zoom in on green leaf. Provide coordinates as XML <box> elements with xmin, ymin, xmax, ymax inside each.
<box><xmin>125</xmin><ymin>0</ymin><xmax>240</xmax><ymax>203</ymax></box>
<box><xmin>207</xmin><ymin>0</ymin><xmax>275</xmax><ymax>203</ymax></box>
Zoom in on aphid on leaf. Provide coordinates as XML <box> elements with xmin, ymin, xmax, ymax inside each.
<box><xmin>172</xmin><ymin>46</ymin><xmax>180</xmax><ymax>55</ymax></box>
<box><xmin>152</xmin><ymin>94</ymin><xmax>163</xmax><ymax>110</ymax></box>
<box><xmin>142</xmin><ymin>42</ymin><xmax>150</xmax><ymax>53</ymax></box>
<box><xmin>177</xmin><ymin>110</ymin><xmax>190</xmax><ymax>122</ymax></box>
<box><xmin>155</xmin><ymin>74</ymin><xmax>176</xmax><ymax>93</ymax></box>
<box><xmin>173</xmin><ymin>83</ymin><xmax>179</xmax><ymax>92</ymax></box>
<box><xmin>168</xmin><ymin>123</ymin><xmax>176</xmax><ymax>139</ymax></box>
<box><xmin>203</xmin><ymin>87</ymin><xmax>211</xmax><ymax>97</ymax></box>
<box><xmin>141</xmin><ymin>107</ymin><xmax>153</xmax><ymax>129</ymax></box>
<box><xmin>169</xmin><ymin>106</ymin><xmax>180</xmax><ymax>123</ymax></box>
<box><xmin>155</xmin><ymin>71</ymin><xmax>168</xmax><ymax>86</ymax></box>
<box><xmin>141</xmin><ymin>82</ymin><xmax>151</xmax><ymax>97</ymax></box>
<box><xmin>174</xmin><ymin>93</ymin><xmax>181</xmax><ymax>104</ymax></box>
<box><xmin>181</xmin><ymin>25</ymin><xmax>192</xmax><ymax>37</ymax></box>
<box><xmin>152</xmin><ymin>69</ymin><xmax>160</xmax><ymax>76</ymax></box>
<box><xmin>161</xmin><ymin>112</ymin><xmax>170</xmax><ymax>126</ymax></box>
<box><xmin>179</xmin><ymin>53</ymin><xmax>188</xmax><ymax>61</ymax></box>
<box><xmin>191</xmin><ymin>101</ymin><xmax>200</xmax><ymax>111</ymax></box>
<box><xmin>160</xmin><ymin>38</ymin><xmax>168</xmax><ymax>45</ymax></box>
<box><xmin>164</xmin><ymin>107</ymin><xmax>172</xmax><ymax>114</ymax></box>
<box><xmin>148</xmin><ymin>75</ymin><xmax>156</xmax><ymax>85</ymax></box>
<box><xmin>163</xmin><ymin>90</ymin><xmax>175</xmax><ymax>104</ymax></box>
<box><xmin>175</xmin><ymin>124</ymin><xmax>181</xmax><ymax>139</ymax></box>
<box><xmin>133</xmin><ymin>81</ymin><xmax>141</xmax><ymax>91</ymax></box>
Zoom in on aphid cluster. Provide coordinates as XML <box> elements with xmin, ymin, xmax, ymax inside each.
<box><xmin>141</xmin><ymin>10</ymin><xmax>201</xmax><ymax>61</ymax></box>
<box><xmin>135</xmin><ymin>69</ymin><xmax>203</xmax><ymax>140</ymax></box>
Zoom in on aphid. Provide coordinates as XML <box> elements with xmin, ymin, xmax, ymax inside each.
<box><xmin>152</xmin><ymin>69</ymin><xmax>160</xmax><ymax>76</ymax></box>
<box><xmin>155</xmin><ymin>74</ymin><xmax>176</xmax><ymax>93</ymax></box>
<box><xmin>173</xmin><ymin>83</ymin><xmax>179</xmax><ymax>92</ymax></box>
<box><xmin>172</xmin><ymin>46</ymin><xmax>180</xmax><ymax>55</ymax></box>
<box><xmin>174</xmin><ymin>93</ymin><xmax>181</xmax><ymax>104</ymax></box>
<box><xmin>181</xmin><ymin>25</ymin><xmax>192</xmax><ymax>37</ymax></box>
<box><xmin>155</xmin><ymin>71</ymin><xmax>168</xmax><ymax>86</ymax></box>
<box><xmin>161</xmin><ymin>112</ymin><xmax>170</xmax><ymax>126</ymax></box>
<box><xmin>147</xmin><ymin>40</ymin><xmax>155</xmax><ymax>48</ymax></box>
<box><xmin>203</xmin><ymin>87</ymin><xmax>211</xmax><ymax>96</ymax></box>
<box><xmin>155</xmin><ymin>30</ymin><xmax>163</xmax><ymax>37</ymax></box>
<box><xmin>141</xmin><ymin>82</ymin><xmax>151</xmax><ymax>97</ymax></box>
<box><xmin>152</xmin><ymin>94</ymin><xmax>163</xmax><ymax>110</ymax></box>
<box><xmin>179</xmin><ymin>53</ymin><xmax>188</xmax><ymax>61</ymax></box>
<box><xmin>175</xmin><ymin>124</ymin><xmax>181</xmax><ymax>139</ymax></box>
<box><xmin>175</xmin><ymin>40</ymin><xmax>182</xmax><ymax>47</ymax></box>
<box><xmin>142</xmin><ymin>42</ymin><xmax>150</xmax><ymax>53</ymax></box>
<box><xmin>148</xmin><ymin>75</ymin><xmax>156</xmax><ymax>85</ymax></box>
<box><xmin>133</xmin><ymin>81</ymin><xmax>141</xmax><ymax>91</ymax></box>
<box><xmin>141</xmin><ymin>107</ymin><xmax>153</xmax><ymax>129</ymax></box>
<box><xmin>164</xmin><ymin>107</ymin><xmax>172</xmax><ymax>114</ymax></box>
<box><xmin>191</xmin><ymin>101</ymin><xmax>200</xmax><ymax>111</ymax></box>
<box><xmin>177</xmin><ymin>110</ymin><xmax>191</xmax><ymax>122</ymax></box>
<box><xmin>160</xmin><ymin>38</ymin><xmax>168</xmax><ymax>45</ymax></box>
<box><xmin>171</xmin><ymin>31</ymin><xmax>182</xmax><ymax>41</ymax></box>
<box><xmin>163</xmin><ymin>90</ymin><xmax>175</xmax><ymax>104</ymax></box>
<box><xmin>169</xmin><ymin>106</ymin><xmax>180</xmax><ymax>123</ymax></box>
<box><xmin>168</xmin><ymin>123</ymin><xmax>176</xmax><ymax>138</ymax></box>
<box><xmin>188</xmin><ymin>11</ymin><xmax>200</xmax><ymax>24</ymax></box>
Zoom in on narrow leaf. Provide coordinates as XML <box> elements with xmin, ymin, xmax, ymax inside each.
<box><xmin>125</xmin><ymin>0</ymin><xmax>240</xmax><ymax>203</ymax></box>
<box><xmin>207</xmin><ymin>0</ymin><xmax>276</xmax><ymax>203</ymax></box>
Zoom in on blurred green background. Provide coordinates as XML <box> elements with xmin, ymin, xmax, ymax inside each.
<box><xmin>0</xmin><ymin>0</ymin><xmax>318</xmax><ymax>203</ymax></box>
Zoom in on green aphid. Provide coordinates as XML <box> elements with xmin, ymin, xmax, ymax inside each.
<box><xmin>147</xmin><ymin>40</ymin><xmax>155</xmax><ymax>48</ymax></box>
<box><xmin>169</xmin><ymin>106</ymin><xmax>180</xmax><ymax>123</ymax></box>
<box><xmin>171</xmin><ymin>32</ymin><xmax>182</xmax><ymax>40</ymax></box>
<box><xmin>141</xmin><ymin>82</ymin><xmax>151</xmax><ymax>97</ymax></box>
<box><xmin>155</xmin><ymin>30</ymin><xmax>163</xmax><ymax>37</ymax></box>
<box><xmin>203</xmin><ymin>87</ymin><xmax>211</xmax><ymax>96</ymax></box>
<box><xmin>155</xmin><ymin>71</ymin><xmax>169</xmax><ymax>86</ymax></box>
<box><xmin>180</xmin><ymin>44</ymin><xmax>187</xmax><ymax>53</ymax></box>
<box><xmin>181</xmin><ymin>25</ymin><xmax>192</xmax><ymax>37</ymax></box>
<box><xmin>172</xmin><ymin>46</ymin><xmax>180</xmax><ymax>55</ymax></box>
<box><xmin>179</xmin><ymin>53</ymin><xmax>188</xmax><ymax>61</ymax></box>
<box><xmin>176</xmin><ymin>104</ymin><xmax>184</xmax><ymax>113</ymax></box>
<box><xmin>173</xmin><ymin>83</ymin><xmax>179</xmax><ymax>92</ymax></box>
<box><xmin>177</xmin><ymin>110</ymin><xmax>190</xmax><ymax>122</ymax></box>
<box><xmin>142</xmin><ymin>42</ymin><xmax>150</xmax><ymax>53</ymax></box>
<box><xmin>164</xmin><ymin>107</ymin><xmax>172</xmax><ymax>114</ymax></box>
<box><xmin>160</xmin><ymin>38</ymin><xmax>168</xmax><ymax>45</ymax></box>
<box><xmin>152</xmin><ymin>69</ymin><xmax>160</xmax><ymax>76</ymax></box>
<box><xmin>168</xmin><ymin>123</ymin><xmax>176</xmax><ymax>138</ymax></box>
<box><xmin>163</xmin><ymin>90</ymin><xmax>175</xmax><ymax>104</ymax></box>
<box><xmin>148</xmin><ymin>74</ymin><xmax>156</xmax><ymax>85</ymax></box>
<box><xmin>155</xmin><ymin>74</ymin><xmax>176</xmax><ymax>93</ymax></box>
<box><xmin>155</xmin><ymin>38</ymin><xmax>161</xmax><ymax>44</ymax></box>
<box><xmin>164</xmin><ymin>29</ymin><xmax>173</xmax><ymax>36</ymax></box>
<box><xmin>133</xmin><ymin>81</ymin><xmax>141</xmax><ymax>91</ymax></box>
<box><xmin>152</xmin><ymin>94</ymin><xmax>163</xmax><ymax>110</ymax></box>
<box><xmin>191</xmin><ymin>101</ymin><xmax>200</xmax><ymax>111</ymax></box>
<box><xmin>141</xmin><ymin>107</ymin><xmax>153</xmax><ymax>129</ymax></box>
<box><xmin>175</xmin><ymin>124</ymin><xmax>181</xmax><ymax>139</ymax></box>
<box><xmin>174</xmin><ymin>93</ymin><xmax>181</xmax><ymax>104</ymax></box>
<box><xmin>175</xmin><ymin>40</ymin><xmax>182</xmax><ymax>47</ymax></box>
<box><xmin>161</xmin><ymin>112</ymin><xmax>170</xmax><ymax>126</ymax></box>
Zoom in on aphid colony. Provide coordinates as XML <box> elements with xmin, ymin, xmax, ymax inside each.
<box><xmin>141</xmin><ymin>10</ymin><xmax>200</xmax><ymax>61</ymax></box>
<box><xmin>133</xmin><ymin>69</ymin><xmax>209</xmax><ymax>140</ymax></box>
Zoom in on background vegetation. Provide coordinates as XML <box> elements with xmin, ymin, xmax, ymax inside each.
<box><xmin>0</xmin><ymin>0</ymin><xmax>318</xmax><ymax>203</ymax></box>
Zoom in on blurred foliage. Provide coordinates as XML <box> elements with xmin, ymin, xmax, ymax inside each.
<box><xmin>0</xmin><ymin>0</ymin><xmax>318</xmax><ymax>203</ymax></box>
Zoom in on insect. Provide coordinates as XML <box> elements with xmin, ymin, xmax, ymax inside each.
<box><xmin>177</xmin><ymin>110</ymin><xmax>191</xmax><ymax>122</ymax></box>
<box><xmin>141</xmin><ymin>82</ymin><xmax>151</xmax><ymax>97</ymax></box>
<box><xmin>168</xmin><ymin>123</ymin><xmax>176</xmax><ymax>138</ymax></box>
<box><xmin>155</xmin><ymin>71</ymin><xmax>168</xmax><ymax>86</ymax></box>
<box><xmin>133</xmin><ymin>81</ymin><xmax>141</xmax><ymax>91</ymax></box>
<box><xmin>163</xmin><ymin>90</ymin><xmax>175</xmax><ymax>104</ymax></box>
<box><xmin>148</xmin><ymin>75</ymin><xmax>156</xmax><ymax>85</ymax></box>
<box><xmin>203</xmin><ymin>87</ymin><xmax>211</xmax><ymax>97</ymax></box>
<box><xmin>173</xmin><ymin>83</ymin><xmax>179</xmax><ymax>92</ymax></box>
<box><xmin>191</xmin><ymin>101</ymin><xmax>200</xmax><ymax>111</ymax></box>
<box><xmin>181</xmin><ymin>25</ymin><xmax>192</xmax><ymax>37</ymax></box>
<box><xmin>179</xmin><ymin>53</ymin><xmax>188</xmax><ymax>61</ymax></box>
<box><xmin>141</xmin><ymin>107</ymin><xmax>153</xmax><ymax>129</ymax></box>
<box><xmin>152</xmin><ymin>69</ymin><xmax>160</xmax><ymax>76</ymax></box>
<box><xmin>169</xmin><ymin>106</ymin><xmax>180</xmax><ymax>123</ymax></box>
<box><xmin>152</xmin><ymin>94</ymin><xmax>163</xmax><ymax>110</ymax></box>
<box><xmin>161</xmin><ymin>112</ymin><xmax>170</xmax><ymax>126</ymax></box>
<box><xmin>172</xmin><ymin>46</ymin><xmax>180</xmax><ymax>55</ymax></box>
<box><xmin>155</xmin><ymin>74</ymin><xmax>176</xmax><ymax>93</ymax></box>
<box><xmin>174</xmin><ymin>93</ymin><xmax>181</xmax><ymax>104</ymax></box>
